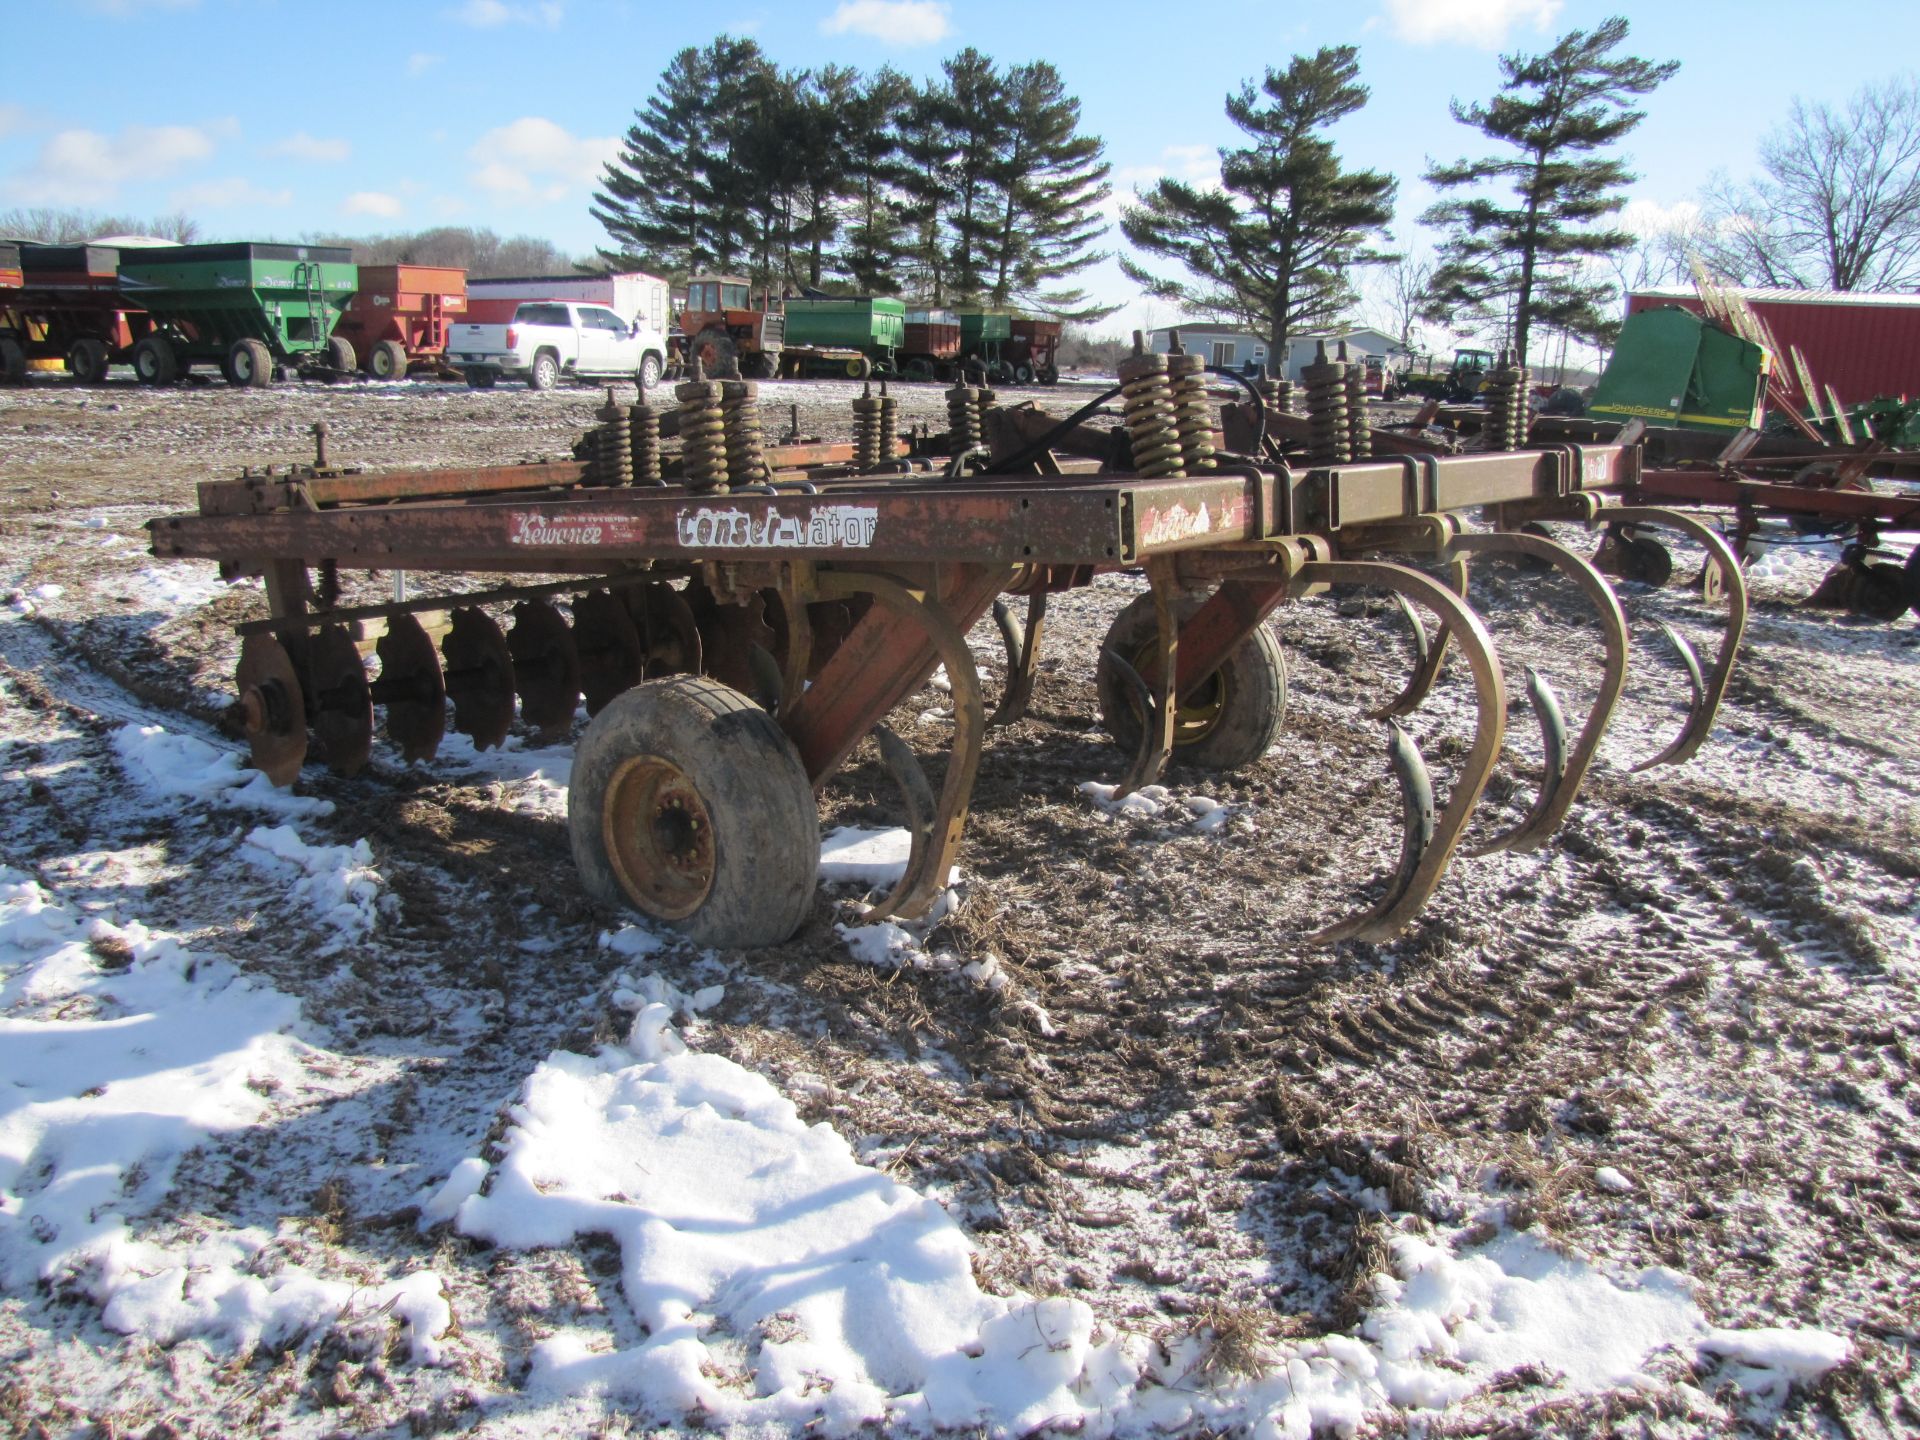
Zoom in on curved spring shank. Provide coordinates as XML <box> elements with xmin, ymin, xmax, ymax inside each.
<box><xmin>987</xmin><ymin>590</ymin><xmax>1047</xmax><ymax>728</ymax></box>
<box><xmin>1108</xmin><ymin>562</ymin><xmax>1179</xmax><ymax>797</ymax></box>
<box><xmin>1591</xmin><ymin>506</ymin><xmax>1748</xmax><ymax>771</ymax></box>
<box><xmin>1448</xmin><ymin>531</ymin><xmax>1629</xmax><ymax>854</ymax></box>
<box><xmin>1302</xmin><ymin>559</ymin><xmax>1505</xmax><ymax>945</ymax></box>
<box><xmin>1370</xmin><ymin>552</ymin><xmax>1470</xmax><ymax>720</ymax></box>
<box><xmin>814</xmin><ymin>571</ymin><xmax>985</xmax><ymax>923</ymax></box>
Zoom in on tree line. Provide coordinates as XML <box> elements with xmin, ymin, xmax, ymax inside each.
<box><xmin>591</xmin><ymin>37</ymin><xmax>1112</xmax><ymax>317</ymax></box>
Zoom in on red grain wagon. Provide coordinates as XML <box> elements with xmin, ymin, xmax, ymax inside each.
<box><xmin>332</xmin><ymin>264</ymin><xmax>467</xmax><ymax>380</ymax></box>
<box><xmin>0</xmin><ymin>243</ymin><xmax>156</xmax><ymax>384</ymax></box>
<box><xmin>1627</xmin><ymin>287</ymin><xmax>1920</xmax><ymax>409</ymax></box>
<box><xmin>1008</xmin><ymin>315</ymin><xmax>1063</xmax><ymax>385</ymax></box>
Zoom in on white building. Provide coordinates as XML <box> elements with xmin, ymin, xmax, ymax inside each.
<box><xmin>1150</xmin><ymin>324</ymin><xmax>1411</xmax><ymax>381</ymax></box>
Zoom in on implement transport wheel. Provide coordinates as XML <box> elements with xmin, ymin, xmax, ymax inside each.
<box><xmin>132</xmin><ymin>335</ymin><xmax>177</xmax><ymax>385</ymax></box>
<box><xmin>369</xmin><ymin>339</ymin><xmax>408</xmax><ymax>380</ymax></box>
<box><xmin>326</xmin><ymin>336</ymin><xmax>356</xmax><ymax>374</ymax></box>
<box><xmin>226</xmin><ymin>338</ymin><xmax>272</xmax><ymax>388</ymax></box>
<box><xmin>1096</xmin><ymin>593</ymin><xmax>1286</xmax><ymax>772</ymax></box>
<box><xmin>235</xmin><ymin>633</ymin><xmax>307</xmax><ymax>786</ymax></box>
<box><xmin>1850</xmin><ymin>561</ymin><xmax>1911</xmax><ymax>623</ymax></box>
<box><xmin>570</xmin><ymin>676</ymin><xmax>819</xmax><ymax>948</ymax></box>
<box><xmin>66</xmin><ymin>337</ymin><xmax>110</xmax><ymax>385</ymax></box>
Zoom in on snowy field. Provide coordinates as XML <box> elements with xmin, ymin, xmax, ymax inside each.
<box><xmin>0</xmin><ymin>377</ymin><xmax>1917</xmax><ymax>1438</ymax></box>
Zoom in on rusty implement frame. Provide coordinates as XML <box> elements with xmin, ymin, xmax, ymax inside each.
<box><xmin>150</xmin><ymin>433</ymin><xmax>1747</xmax><ymax>948</ymax></box>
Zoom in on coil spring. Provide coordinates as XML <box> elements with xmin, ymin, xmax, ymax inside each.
<box><xmin>973</xmin><ymin>386</ymin><xmax>995</xmax><ymax>444</ymax></box>
<box><xmin>1344</xmin><ymin>363</ymin><xmax>1372</xmax><ymax>462</ymax></box>
<box><xmin>1166</xmin><ymin>352</ymin><xmax>1215</xmax><ymax>472</ymax></box>
<box><xmin>851</xmin><ymin>384</ymin><xmax>883</xmax><ymax>470</ymax></box>
<box><xmin>629</xmin><ymin>402</ymin><xmax>663</xmax><ymax>485</ymax></box>
<box><xmin>1302</xmin><ymin>347</ymin><xmax>1351</xmax><ymax>466</ymax></box>
<box><xmin>878</xmin><ymin>385</ymin><xmax>898</xmax><ymax>465</ymax></box>
<box><xmin>946</xmin><ymin>382</ymin><xmax>982</xmax><ymax>450</ymax></box>
<box><xmin>721</xmin><ymin>381</ymin><xmax>765</xmax><ymax>484</ymax></box>
<box><xmin>1118</xmin><ymin>356</ymin><xmax>1184</xmax><ymax>478</ymax></box>
<box><xmin>676</xmin><ymin>377</ymin><xmax>729</xmax><ymax>491</ymax></box>
<box><xmin>1506</xmin><ymin>366</ymin><xmax>1530</xmax><ymax>449</ymax></box>
<box><xmin>1483</xmin><ymin>356</ymin><xmax>1526</xmax><ymax>451</ymax></box>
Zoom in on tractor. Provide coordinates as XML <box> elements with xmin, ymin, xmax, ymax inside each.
<box><xmin>675</xmin><ymin>275</ymin><xmax>785</xmax><ymax>379</ymax></box>
<box><xmin>1396</xmin><ymin>347</ymin><xmax>1495</xmax><ymax>403</ymax></box>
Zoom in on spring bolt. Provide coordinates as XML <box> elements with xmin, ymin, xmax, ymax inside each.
<box><xmin>1117</xmin><ymin>330</ymin><xmax>1184</xmax><ymax>478</ymax></box>
<box><xmin>675</xmin><ymin>357</ymin><xmax>729</xmax><ymax>492</ymax></box>
<box><xmin>1301</xmin><ymin>339</ymin><xmax>1351</xmax><ymax>466</ymax></box>
<box><xmin>721</xmin><ymin>379</ymin><xmax>766</xmax><ymax>485</ymax></box>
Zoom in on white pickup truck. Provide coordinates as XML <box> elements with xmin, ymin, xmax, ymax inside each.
<box><xmin>452</xmin><ymin>300</ymin><xmax>668</xmax><ymax>391</ymax></box>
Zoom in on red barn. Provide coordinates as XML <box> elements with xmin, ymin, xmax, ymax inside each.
<box><xmin>1627</xmin><ymin>287</ymin><xmax>1920</xmax><ymax>409</ymax></box>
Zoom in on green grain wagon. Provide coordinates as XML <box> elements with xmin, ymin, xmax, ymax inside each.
<box><xmin>955</xmin><ymin>308</ymin><xmax>1015</xmax><ymax>381</ymax></box>
<box><xmin>115</xmin><ymin>242</ymin><xmax>359</xmax><ymax>387</ymax></box>
<box><xmin>778</xmin><ymin>296</ymin><xmax>907</xmax><ymax>379</ymax></box>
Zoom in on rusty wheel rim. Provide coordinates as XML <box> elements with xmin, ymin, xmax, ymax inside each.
<box><xmin>1128</xmin><ymin>638</ymin><xmax>1228</xmax><ymax>746</ymax></box>
<box><xmin>602</xmin><ymin>753</ymin><xmax>716</xmax><ymax>920</ymax></box>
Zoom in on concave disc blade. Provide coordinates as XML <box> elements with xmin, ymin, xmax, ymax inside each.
<box><xmin>235</xmin><ymin>631</ymin><xmax>307</xmax><ymax>787</ymax></box>
<box><xmin>635</xmin><ymin>582</ymin><xmax>702</xmax><ymax>678</ymax></box>
<box><xmin>309</xmin><ymin>623</ymin><xmax>374</xmax><ymax>777</ymax></box>
<box><xmin>375</xmin><ymin>612</ymin><xmax>447</xmax><ymax>763</ymax></box>
<box><xmin>442</xmin><ymin>607</ymin><xmax>515</xmax><ymax>752</ymax></box>
<box><xmin>571</xmin><ymin>589</ymin><xmax>644</xmax><ymax>716</ymax></box>
<box><xmin>508</xmin><ymin>600</ymin><xmax>582</xmax><ymax>740</ymax></box>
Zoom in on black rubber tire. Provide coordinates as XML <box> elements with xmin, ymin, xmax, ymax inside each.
<box><xmin>528</xmin><ymin>350</ymin><xmax>559</xmax><ymax>391</ymax></box>
<box><xmin>227</xmin><ymin>338</ymin><xmax>272</xmax><ymax>388</ymax></box>
<box><xmin>1096</xmin><ymin>592</ymin><xmax>1287</xmax><ymax>773</ymax></box>
<box><xmin>1543</xmin><ymin>386</ymin><xmax>1586</xmax><ymax>417</ymax></box>
<box><xmin>0</xmin><ymin>337</ymin><xmax>25</xmax><ymax>383</ymax></box>
<box><xmin>1905</xmin><ymin>544</ymin><xmax>1920</xmax><ymax>618</ymax></box>
<box><xmin>1014</xmin><ymin>363</ymin><xmax>1035</xmax><ymax>384</ymax></box>
<box><xmin>1620</xmin><ymin>535</ymin><xmax>1674</xmax><ymax>587</ymax></box>
<box><xmin>326</xmin><ymin>336</ymin><xmax>356</xmax><ymax>374</ymax></box>
<box><xmin>465</xmin><ymin>368</ymin><xmax>497</xmax><ymax>389</ymax></box>
<box><xmin>689</xmin><ymin>328</ymin><xmax>739</xmax><ymax>381</ymax></box>
<box><xmin>638</xmin><ymin>350</ymin><xmax>664</xmax><ymax>390</ymax></box>
<box><xmin>1849</xmin><ymin>562</ymin><xmax>1910</xmax><ymax>623</ymax></box>
<box><xmin>369</xmin><ymin>339</ymin><xmax>408</xmax><ymax>379</ymax></box>
<box><xmin>66</xmin><ymin>337</ymin><xmax>111</xmax><ymax>384</ymax></box>
<box><xmin>131</xmin><ymin>335</ymin><xmax>177</xmax><ymax>386</ymax></box>
<box><xmin>569</xmin><ymin>675</ymin><xmax>819</xmax><ymax>948</ymax></box>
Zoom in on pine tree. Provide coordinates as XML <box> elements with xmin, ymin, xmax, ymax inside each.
<box><xmin>985</xmin><ymin>61</ymin><xmax>1113</xmax><ymax>318</ymax></box>
<box><xmin>1120</xmin><ymin>46</ymin><xmax>1396</xmax><ymax>356</ymax></box>
<box><xmin>940</xmin><ymin>49</ymin><xmax>1011</xmax><ymax>304</ymax></box>
<box><xmin>835</xmin><ymin>68</ymin><xmax>915</xmax><ymax>294</ymax></box>
<box><xmin>591</xmin><ymin>36</ymin><xmax>772</xmax><ymax>277</ymax></box>
<box><xmin>1420</xmin><ymin>16</ymin><xmax>1677</xmax><ymax>367</ymax></box>
<box><xmin>895</xmin><ymin>78</ymin><xmax>960</xmax><ymax>303</ymax></box>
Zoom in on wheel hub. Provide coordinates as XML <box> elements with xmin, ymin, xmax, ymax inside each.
<box><xmin>1130</xmin><ymin>640</ymin><xmax>1227</xmax><ymax>744</ymax></box>
<box><xmin>604</xmin><ymin>753</ymin><xmax>716</xmax><ymax>920</ymax></box>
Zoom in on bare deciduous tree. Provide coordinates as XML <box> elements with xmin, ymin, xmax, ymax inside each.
<box><xmin>0</xmin><ymin>208</ymin><xmax>199</xmax><ymax>244</ymax></box>
<box><xmin>1698</xmin><ymin>76</ymin><xmax>1920</xmax><ymax>290</ymax></box>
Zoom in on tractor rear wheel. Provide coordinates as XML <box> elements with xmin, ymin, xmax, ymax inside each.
<box><xmin>227</xmin><ymin>338</ymin><xmax>272</xmax><ymax>388</ymax></box>
<box><xmin>690</xmin><ymin>329</ymin><xmax>739</xmax><ymax>380</ymax></box>
<box><xmin>569</xmin><ymin>675</ymin><xmax>819</xmax><ymax>948</ymax></box>
<box><xmin>1096</xmin><ymin>593</ymin><xmax>1287</xmax><ymax>773</ymax></box>
<box><xmin>65</xmin><ymin>337</ymin><xmax>110</xmax><ymax>385</ymax></box>
<box><xmin>132</xmin><ymin>335</ymin><xmax>177</xmax><ymax>386</ymax></box>
<box><xmin>369</xmin><ymin>339</ymin><xmax>408</xmax><ymax>380</ymax></box>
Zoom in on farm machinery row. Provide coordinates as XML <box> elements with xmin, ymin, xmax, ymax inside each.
<box><xmin>149</xmin><ymin>331</ymin><xmax>1792</xmax><ymax>951</ymax></box>
<box><xmin>0</xmin><ymin>240</ymin><xmax>467</xmax><ymax>385</ymax></box>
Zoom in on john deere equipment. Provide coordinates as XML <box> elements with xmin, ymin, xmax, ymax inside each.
<box><xmin>1589</xmin><ymin>306</ymin><xmax>1769</xmax><ymax>432</ymax></box>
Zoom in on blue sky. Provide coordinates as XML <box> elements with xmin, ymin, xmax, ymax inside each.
<box><xmin>3</xmin><ymin>0</ymin><xmax>1912</xmax><ymax>338</ymax></box>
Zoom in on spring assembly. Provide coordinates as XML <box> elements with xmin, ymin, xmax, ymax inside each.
<box><xmin>1258</xmin><ymin>372</ymin><xmax>1294</xmax><ymax>415</ymax></box>
<box><xmin>675</xmin><ymin>358</ymin><xmax>729</xmax><ymax>492</ymax></box>
<box><xmin>1164</xmin><ymin>331</ymin><xmax>1216</xmax><ymax>473</ymax></box>
<box><xmin>595</xmin><ymin>387</ymin><xmax>633</xmax><ymax>487</ymax></box>
<box><xmin>1339</xmin><ymin>342</ymin><xmax>1372</xmax><ymax>462</ymax></box>
<box><xmin>1301</xmin><ymin>339</ymin><xmax>1351</xmax><ymax>466</ymax></box>
<box><xmin>1484</xmin><ymin>351</ymin><xmax>1526</xmax><ymax>451</ymax></box>
<box><xmin>1507</xmin><ymin>364</ymin><xmax>1531</xmax><ymax>449</ymax></box>
<box><xmin>629</xmin><ymin>386</ymin><xmax>664</xmax><ymax>486</ymax></box>
<box><xmin>877</xmin><ymin>378</ymin><xmax>898</xmax><ymax>464</ymax></box>
<box><xmin>946</xmin><ymin>380</ymin><xmax>982</xmax><ymax>450</ymax></box>
<box><xmin>973</xmin><ymin>384</ymin><xmax>996</xmax><ymax>444</ymax></box>
<box><xmin>1117</xmin><ymin>330</ymin><xmax>1185</xmax><ymax>478</ymax></box>
<box><xmin>721</xmin><ymin>380</ymin><xmax>766</xmax><ymax>484</ymax></box>
<box><xmin>851</xmin><ymin>382</ymin><xmax>884</xmax><ymax>471</ymax></box>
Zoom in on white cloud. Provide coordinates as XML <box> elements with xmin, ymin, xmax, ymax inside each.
<box><xmin>171</xmin><ymin>177</ymin><xmax>292</xmax><ymax>209</ymax></box>
<box><xmin>468</xmin><ymin>117</ymin><xmax>616</xmax><ymax>202</ymax></box>
<box><xmin>343</xmin><ymin>191</ymin><xmax>405</xmax><ymax>218</ymax></box>
<box><xmin>1621</xmin><ymin>197</ymin><xmax>1702</xmax><ymax>237</ymax></box>
<box><xmin>821</xmin><ymin>0</ymin><xmax>951</xmax><ymax>46</ymax></box>
<box><xmin>1104</xmin><ymin>143</ymin><xmax>1221</xmax><ymax>223</ymax></box>
<box><xmin>269</xmin><ymin>131</ymin><xmax>350</xmax><ymax>164</ymax></box>
<box><xmin>11</xmin><ymin>124</ymin><xmax>216</xmax><ymax>206</ymax></box>
<box><xmin>407</xmin><ymin>52</ymin><xmax>443</xmax><ymax>75</ymax></box>
<box><xmin>1381</xmin><ymin>0</ymin><xmax>1561</xmax><ymax>49</ymax></box>
<box><xmin>449</xmin><ymin>0</ymin><xmax>562</xmax><ymax>26</ymax></box>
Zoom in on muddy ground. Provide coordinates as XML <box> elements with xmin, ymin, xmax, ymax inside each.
<box><xmin>1</xmin><ymin>371</ymin><xmax>1917</xmax><ymax>1438</ymax></box>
